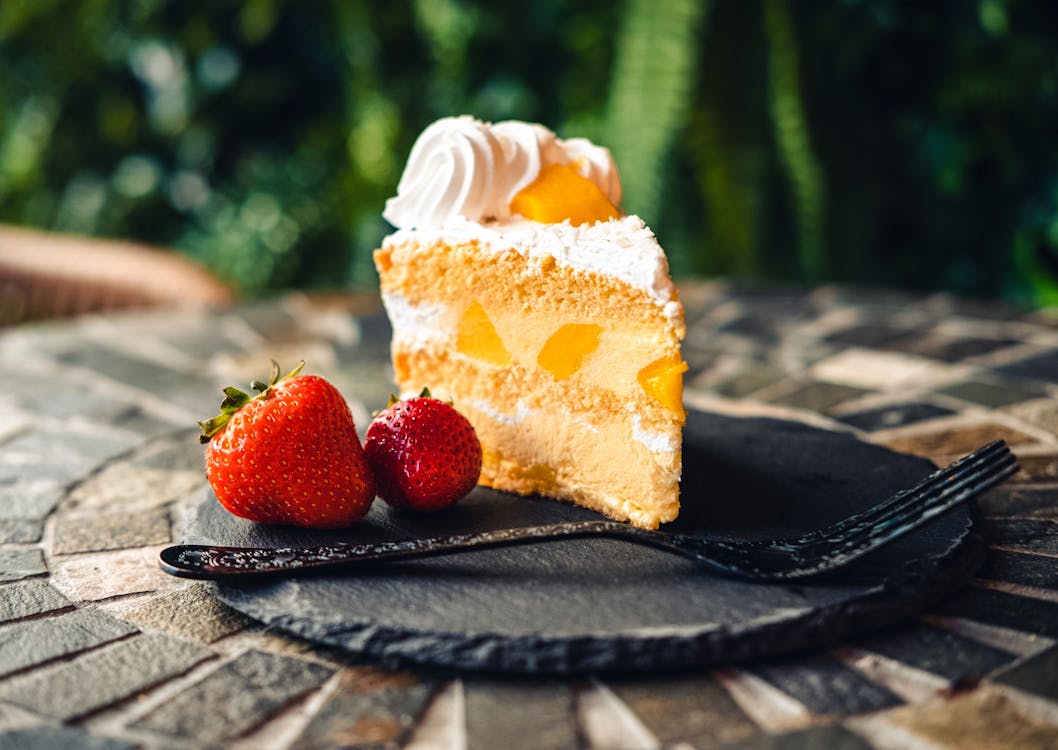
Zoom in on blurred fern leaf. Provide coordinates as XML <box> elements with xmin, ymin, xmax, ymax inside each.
<box><xmin>763</xmin><ymin>0</ymin><xmax>826</xmax><ymax>282</ymax></box>
<box><xmin>605</xmin><ymin>0</ymin><xmax>709</xmax><ymax>225</ymax></box>
<box><xmin>686</xmin><ymin>2</ymin><xmax>768</xmax><ymax>277</ymax></box>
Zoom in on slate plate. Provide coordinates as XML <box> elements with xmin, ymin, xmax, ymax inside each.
<box><xmin>182</xmin><ymin>409</ymin><xmax>985</xmax><ymax>675</ymax></box>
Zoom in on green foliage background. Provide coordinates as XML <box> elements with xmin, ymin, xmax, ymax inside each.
<box><xmin>2</xmin><ymin>0</ymin><xmax>1057</xmax><ymax>304</ymax></box>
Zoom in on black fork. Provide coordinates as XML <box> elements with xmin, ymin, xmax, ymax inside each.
<box><xmin>160</xmin><ymin>441</ymin><xmax>1017</xmax><ymax>582</ymax></box>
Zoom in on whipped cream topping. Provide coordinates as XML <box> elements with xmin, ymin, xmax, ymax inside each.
<box><xmin>383</xmin><ymin>116</ymin><xmax>621</xmax><ymax>230</ymax></box>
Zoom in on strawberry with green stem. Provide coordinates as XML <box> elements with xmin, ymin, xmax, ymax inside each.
<box><xmin>200</xmin><ymin>361</ymin><xmax>375</xmax><ymax>528</ymax></box>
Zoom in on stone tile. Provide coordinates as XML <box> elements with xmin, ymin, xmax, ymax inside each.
<box><xmin>1004</xmin><ymin>398</ymin><xmax>1058</xmax><ymax>437</ymax></box>
<box><xmin>993</xmin><ymin>645</ymin><xmax>1058</xmax><ymax>702</ymax></box>
<box><xmin>605</xmin><ymin>674</ymin><xmax>761</xmax><ymax>748</ymax></box>
<box><xmin>0</xmin><ymin>701</ymin><xmax>35</xmax><ymax>733</ymax></box>
<box><xmin>145</xmin><ymin>318</ymin><xmax>253</xmax><ymax>362</ymax></box>
<box><xmin>684</xmin><ymin>328</ymin><xmax>758</xmax><ymax>360</ymax></box>
<box><xmin>718</xmin><ymin>315</ymin><xmax>787</xmax><ymax>341</ymax></box>
<box><xmin>464</xmin><ymin>679</ymin><xmax>578</xmax><ymax>750</ymax></box>
<box><xmin>996</xmin><ymin>348</ymin><xmax>1058</xmax><ymax>383</ymax></box>
<box><xmin>0</xmin><ymin>482</ymin><xmax>65</xmax><ymax>523</ymax></box>
<box><xmin>880</xmin><ymin>688</ymin><xmax>1058</xmax><ymax>750</ymax></box>
<box><xmin>0</xmin><ymin>458</ymin><xmax>78</xmax><ymax>486</ymax></box>
<box><xmin>823</xmin><ymin>324</ymin><xmax>913</xmax><ymax>348</ymax></box>
<box><xmin>5</xmin><ymin>374</ymin><xmax>129</xmax><ymax>421</ymax></box>
<box><xmin>981</xmin><ymin>551</ymin><xmax>1058</xmax><ymax>592</ymax></box>
<box><xmin>54</xmin><ymin>546</ymin><xmax>173</xmax><ymax>601</ymax></box>
<box><xmin>0</xmin><ymin>608</ymin><xmax>137</xmax><ymax>677</ymax></box>
<box><xmin>832</xmin><ymin>402</ymin><xmax>955</xmax><ymax>432</ymax></box>
<box><xmin>746</xmin><ymin>654</ymin><xmax>902</xmax><ymax>716</ymax></box>
<box><xmin>899</xmin><ymin>333</ymin><xmax>1022</xmax><ymax>363</ymax></box>
<box><xmin>812</xmin><ymin>349</ymin><xmax>955</xmax><ymax>390</ymax></box>
<box><xmin>678</xmin><ymin>280</ymin><xmax>731</xmax><ymax>314</ymax></box>
<box><xmin>946</xmin><ymin>296</ymin><xmax>1027</xmax><ymax>321</ymax></box>
<box><xmin>812</xmin><ymin>286</ymin><xmax>917</xmax><ymax>312</ymax></box>
<box><xmin>0</xmin><ymin>580</ymin><xmax>71</xmax><ymax>624</ymax></box>
<box><xmin>90</xmin><ymin>307</ymin><xmax>219</xmax><ymax>340</ymax></box>
<box><xmin>983</xmin><ymin>518</ymin><xmax>1058</xmax><ymax>555</ymax></box>
<box><xmin>765</xmin><ymin>380</ymin><xmax>871</xmax><ymax>413</ymax></box>
<box><xmin>64</xmin><ymin>464</ymin><xmax>204</xmax><ymax>513</ymax></box>
<box><xmin>52</xmin><ymin>507</ymin><xmax>171</xmax><ymax>556</ymax></box>
<box><xmin>708</xmin><ymin>367</ymin><xmax>788</xmax><ymax>400</ymax></box>
<box><xmin>0</xmin><ymin>633</ymin><xmax>212</xmax><ymax>721</ymax></box>
<box><xmin>131</xmin><ymin>649</ymin><xmax>334</xmax><ymax>743</ymax></box>
<box><xmin>8</xmin><ymin>376</ymin><xmax>182</xmax><ymax>438</ymax></box>
<box><xmin>719</xmin><ymin>724</ymin><xmax>873</xmax><ymax>750</ymax></box>
<box><xmin>934</xmin><ymin>380</ymin><xmax>1047</xmax><ymax>409</ymax></box>
<box><xmin>0</xmin><ymin>429</ymin><xmax>137</xmax><ymax>474</ymax></box>
<box><xmin>0</xmin><ymin>408</ymin><xmax>30</xmax><ymax>444</ymax></box>
<box><xmin>727</xmin><ymin>283</ymin><xmax>800</xmax><ymax>310</ymax></box>
<box><xmin>1005</xmin><ymin>454</ymin><xmax>1058</xmax><ymax>484</ymax></box>
<box><xmin>105</xmin><ymin>404</ymin><xmax>184</xmax><ymax>439</ymax></box>
<box><xmin>233</xmin><ymin>301</ymin><xmax>303</xmax><ymax>343</ymax></box>
<box><xmin>851</xmin><ymin>621</ymin><xmax>1017</xmax><ymax>683</ymax></box>
<box><xmin>52</xmin><ymin>343</ymin><xmax>217</xmax><ymax>415</ymax></box>
<box><xmin>0</xmin><ymin>726</ymin><xmax>135</xmax><ymax>750</ymax></box>
<box><xmin>0</xmin><ymin>519</ymin><xmax>43</xmax><ymax>544</ymax></box>
<box><xmin>882</xmin><ymin>423</ymin><xmax>1038</xmax><ymax>464</ymax></box>
<box><xmin>290</xmin><ymin>667</ymin><xmax>437</xmax><ymax>750</ymax></box>
<box><xmin>931</xmin><ymin>587</ymin><xmax>1058</xmax><ymax>639</ymax></box>
<box><xmin>0</xmin><ymin>548</ymin><xmax>45</xmax><ymax>583</ymax></box>
<box><xmin>353</xmin><ymin>307</ymin><xmax>395</xmax><ymax>346</ymax></box>
<box><xmin>728</xmin><ymin>282</ymin><xmax>815</xmax><ymax>310</ymax></box>
<box><xmin>978</xmin><ymin>486</ymin><xmax>1058</xmax><ymax>519</ymax></box>
<box><xmin>127</xmin><ymin>435</ymin><xmax>206</xmax><ymax>472</ymax></box>
<box><xmin>120</xmin><ymin>583</ymin><xmax>249</xmax><ymax>643</ymax></box>
<box><xmin>324</xmin><ymin>361</ymin><xmax>401</xmax><ymax>418</ymax></box>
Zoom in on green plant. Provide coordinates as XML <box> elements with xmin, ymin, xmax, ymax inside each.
<box><xmin>1</xmin><ymin>0</ymin><xmax>1056</xmax><ymax>305</ymax></box>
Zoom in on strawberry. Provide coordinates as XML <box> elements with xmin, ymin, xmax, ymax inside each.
<box><xmin>199</xmin><ymin>361</ymin><xmax>375</xmax><ymax>528</ymax></box>
<box><xmin>365</xmin><ymin>390</ymin><xmax>483</xmax><ymax>511</ymax></box>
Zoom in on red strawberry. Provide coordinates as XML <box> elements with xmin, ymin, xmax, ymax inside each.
<box><xmin>199</xmin><ymin>361</ymin><xmax>375</xmax><ymax>528</ymax></box>
<box><xmin>365</xmin><ymin>390</ymin><xmax>483</xmax><ymax>511</ymax></box>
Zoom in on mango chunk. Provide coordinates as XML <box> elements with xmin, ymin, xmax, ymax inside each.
<box><xmin>537</xmin><ymin>323</ymin><xmax>603</xmax><ymax>380</ymax></box>
<box><xmin>510</xmin><ymin>163</ymin><xmax>621</xmax><ymax>226</ymax></box>
<box><xmin>637</xmin><ymin>355</ymin><xmax>688</xmax><ymax>413</ymax></box>
<box><xmin>457</xmin><ymin>301</ymin><xmax>511</xmax><ymax>366</ymax></box>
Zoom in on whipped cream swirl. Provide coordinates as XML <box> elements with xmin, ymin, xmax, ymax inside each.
<box><xmin>383</xmin><ymin>116</ymin><xmax>621</xmax><ymax>230</ymax></box>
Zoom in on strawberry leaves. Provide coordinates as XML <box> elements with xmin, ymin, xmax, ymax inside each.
<box><xmin>199</xmin><ymin>360</ymin><xmax>305</xmax><ymax>443</ymax></box>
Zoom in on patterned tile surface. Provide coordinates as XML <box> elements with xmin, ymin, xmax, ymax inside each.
<box><xmin>0</xmin><ymin>283</ymin><xmax>1056</xmax><ymax>748</ymax></box>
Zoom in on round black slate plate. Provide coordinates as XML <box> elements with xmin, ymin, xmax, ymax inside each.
<box><xmin>182</xmin><ymin>409</ymin><xmax>985</xmax><ymax>675</ymax></box>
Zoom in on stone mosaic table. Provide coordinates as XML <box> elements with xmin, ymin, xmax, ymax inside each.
<box><xmin>1</xmin><ymin>282</ymin><xmax>1057</xmax><ymax>749</ymax></box>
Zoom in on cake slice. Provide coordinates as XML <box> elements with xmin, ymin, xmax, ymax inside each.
<box><xmin>374</xmin><ymin>117</ymin><xmax>686</xmax><ymax>528</ymax></box>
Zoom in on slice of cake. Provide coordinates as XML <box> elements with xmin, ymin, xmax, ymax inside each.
<box><xmin>374</xmin><ymin>116</ymin><xmax>686</xmax><ymax>529</ymax></box>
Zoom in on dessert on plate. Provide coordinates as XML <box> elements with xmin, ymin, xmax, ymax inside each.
<box><xmin>374</xmin><ymin>116</ymin><xmax>686</xmax><ymax>529</ymax></box>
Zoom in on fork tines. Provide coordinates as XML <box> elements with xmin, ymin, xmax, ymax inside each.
<box><xmin>755</xmin><ymin>440</ymin><xmax>1018</xmax><ymax>580</ymax></box>
<box><xmin>770</xmin><ymin>435</ymin><xmax>1015</xmax><ymax>554</ymax></box>
<box><xmin>856</xmin><ymin>440</ymin><xmax>1014</xmax><ymax>530</ymax></box>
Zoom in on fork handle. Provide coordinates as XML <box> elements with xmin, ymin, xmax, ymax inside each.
<box><xmin>159</xmin><ymin>520</ymin><xmax>647</xmax><ymax>579</ymax></box>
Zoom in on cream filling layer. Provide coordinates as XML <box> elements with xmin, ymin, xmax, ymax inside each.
<box><xmin>468</xmin><ymin>399</ymin><xmax>535</xmax><ymax>426</ymax></box>
<box><xmin>381</xmin><ymin>293</ymin><xmax>454</xmax><ymax>350</ymax></box>
<box><xmin>385</xmin><ymin>296</ymin><xmax>680</xmax><ymax>457</ymax></box>
<box><xmin>630</xmin><ymin>412</ymin><xmax>679</xmax><ymax>454</ymax></box>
